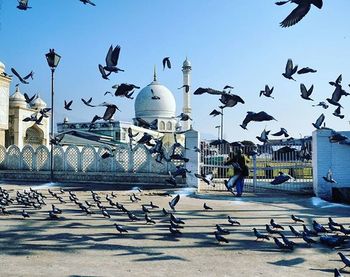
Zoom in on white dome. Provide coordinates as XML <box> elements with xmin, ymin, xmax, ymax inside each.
<box><xmin>183</xmin><ymin>58</ymin><xmax>191</xmax><ymax>68</ymax></box>
<box><xmin>9</xmin><ymin>86</ymin><xmax>27</xmax><ymax>108</ymax></box>
<box><xmin>32</xmin><ymin>95</ymin><xmax>47</xmax><ymax>109</ymax></box>
<box><xmin>134</xmin><ymin>81</ymin><xmax>176</xmax><ymax>119</ymax></box>
<box><xmin>0</xmin><ymin>60</ymin><xmax>5</xmax><ymax>74</ymax></box>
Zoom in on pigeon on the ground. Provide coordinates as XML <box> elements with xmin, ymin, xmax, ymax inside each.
<box><xmin>291</xmin><ymin>214</ymin><xmax>304</xmax><ymax>223</ymax></box>
<box><xmin>253</xmin><ymin>228</ymin><xmax>270</xmax><ymax>241</ymax></box>
<box><xmin>214</xmin><ymin>231</ymin><xmax>229</xmax><ymax>243</ymax></box>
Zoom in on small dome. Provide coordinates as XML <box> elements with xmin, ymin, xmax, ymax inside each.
<box><xmin>63</xmin><ymin>117</ymin><xmax>69</xmax><ymax>123</ymax></box>
<box><xmin>0</xmin><ymin>60</ymin><xmax>5</xmax><ymax>74</ymax></box>
<box><xmin>183</xmin><ymin>58</ymin><xmax>191</xmax><ymax>68</ymax></box>
<box><xmin>134</xmin><ymin>80</ymin><xmax>176</xmax><ymax>120</ymax></box>
<box><xmin>32</xmin><ymin>95</ymin><xmax>47</xmax><ymax>109</ymax></box>
<box><xmin>10</xmin><ymin>86</ymin><xmax>27</xmax><ymax>108</ymax></box>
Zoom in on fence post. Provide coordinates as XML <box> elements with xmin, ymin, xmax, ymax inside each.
<box><xmin>253</xmin><ymin>154</ymin><xmax>257</xmax><ymax>192</ymax></box>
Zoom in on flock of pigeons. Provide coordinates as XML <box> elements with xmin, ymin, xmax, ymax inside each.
<box><xmin>0</xmin><ymin>185</ymin><xmax>349</xmax><ymax>275</ymax></box>
<box><xmin>15</xmin><ymin>1</ymin><xmax>324</xmax><ymax>29</ymax></box>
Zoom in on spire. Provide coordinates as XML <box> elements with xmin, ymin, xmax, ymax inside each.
<box><xmin>153</xmin><ymin>65</ymin><xmax>157</xmax><ymax>82</ymax></box>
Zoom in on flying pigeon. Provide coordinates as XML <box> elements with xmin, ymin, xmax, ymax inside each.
<box><xmin>260</xmin><ymin>85</ymin><xmax>274</xmax><ymax>99</ymax></box>
<box><xmin>312</xmin><ymin>113</ymin><xmax>325</xmax><ymax>129</ymax></box>
<box><xmin>276</xmin><ymin>0</ymin><xmax>323</xmax><ymax>28</ymax></box>
<box><xmin>98</xmin><ymin>64</ymin><xmax>111</xmax><ymax>80</ymax></box>
<box><xmin>193</xmin><ymin>87</ymin><xmax>224</xmax><ymax>95</ymax></box>
<box><xmin>79</xmin><ymin>0</ymin><xmax>96</xmax><ymax>6</ymax></box>
<box><xmin>81</xmin><ymin>97</ymin><xmax>95</xmax><ymax>107</ymax></box>
<box><xmin>240</xmin><ymin>111</ymin><xmax>276</xmax><ymax>130</ymax></box>
<box><xmin>17</xmin><ymin>0</ymin><xmax>32</xmax><ymax>10</ymax></box>
<box><xmin>219</xmin><ymin>93</ymin><xmax>245</xmax><ymax>109</ymax></box>
<box><xmin>11</xmin><ymin>68</ymin><xmax>33</xmax><ymax>84</ymax></box>
<box><xmin>256</xmin><ymin>129</ymin><xmax>270</xmax><ymax>144</ymax></box>
<box><xmin>300</xmin><ymin>84</ymin><xmax>314</xmax><ymax>100</ymax></box>
<box><xmin>169</xmin><ymin>194</ymin><xmax>180</xmax><ymax>211</ymax></box>
<box><xmin>282</xmin><ymin>59</ymin><xmax>298</xmax><ymax>81</ymax></box>
<box><xmin>312</xmin><ymin>101</ymin><xmax>328</xmax><ymax>109</ymax></box>
<box><xmin>178</xmin><ymin>85</ymin><xmax>190</xmax><ymax>93</ymax></box>
<box><xmin>162</xmin><ymin>57</ymin><xmax>171</xmax><ymax>70</ymax></box>
<box><xmin>24</xmin><ymin>93</ymin><xmax>36</xmax><ymax>104</ymax></box>
<box><xmin>103</xmin><ymin>45</ymin><xmax>124</xmax><ymax>73</ymax></box>
<box><xmin>194</xmin><ymin>173</ymin><xmax>214</xmax><ymax>187</ymax></box>
<box><xmin>209</xmin><ymin>109</ymin><xmax>222</xmax><ymax>117</ymax></box>
<box><xmin>297</xmin><ymin>67</ymin><xmax>317</xmax><ymax>74</ymax></box>
<box><xmin>333</xmin><ymin>106</ymin><xmax>345</xmax><ymax>119</ymax></box>
<box><xmin>64</xmin><ymin>100</ymin><xmax>73</xmax><ymax>110</ymax></box>
<box><xmin>272</xmin><ymin>128</ymin><xmax>289</xmax><ymax>137</ymax></box>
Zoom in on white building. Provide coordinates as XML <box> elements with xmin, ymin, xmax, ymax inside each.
<box><xmin>58</xmin><ymin>59</ymin><xmax>193</xmax><ymax>148</ymax></box>
<box><xmin>0</xmin><ymin>60</ymin><xmax>50</xmax><ymax>148</ymax></box>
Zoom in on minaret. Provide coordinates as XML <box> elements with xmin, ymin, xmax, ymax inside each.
<box><xmin>182</xmin><ymin>57</ymin><xmax>192</xmax><ymax>131</ymax></box>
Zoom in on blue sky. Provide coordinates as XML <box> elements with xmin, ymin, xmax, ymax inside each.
<box><xmin>0</xmin><ymin>0</ymin><xmax>350</xmax><ymax>142</ymax></box>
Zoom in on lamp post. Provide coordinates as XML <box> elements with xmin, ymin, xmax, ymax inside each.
<box><xmin>215</xmin><ymin>125</ymin><xmax>220</xmax><ymax>140</ymax></box>
<box><xmin>45</xmin><ymin>49</ymin><xmax>61</xmax><ymax>182</ymax></box>
<box><xmin>220</xmin><ymin>107</ymin><xmax>224</xmax><ymax>141</ymax></box>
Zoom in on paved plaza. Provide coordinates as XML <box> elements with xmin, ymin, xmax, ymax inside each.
<box><xmin>0</xmin><ymin>183</ymin><xmax>349</xmax><ymax>277</ymax></box>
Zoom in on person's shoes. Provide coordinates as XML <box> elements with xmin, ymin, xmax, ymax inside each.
<box><xmin>236</xmin><ymin>194</ymin><xmax>242</xmax><ymax>197</ymax></box>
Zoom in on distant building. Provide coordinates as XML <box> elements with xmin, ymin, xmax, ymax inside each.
<box><xmin>0</xmin><ymin>60</ymin><xmax>50</xmax><ymax>148</ymax></box>
<box><xmin>57</xmin><ymin>59</ymin><xmax>193</xmax><ymax>148</ymax></box>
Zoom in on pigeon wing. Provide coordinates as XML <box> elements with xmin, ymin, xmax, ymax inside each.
<box><xmin>103</xmin><ymin>105</ymin><xmax>116</xmax><ymax>121</ymax></box>
<box><xmin>280</xmin><ymin>3</ymin><xmax>311</xmax><ymax>28</ymax></box>
<box><xmin>170</xmin><ymin>194</ymin><xmax>180</xmax><ymax>208</ymax></box>
<box><xmin>105</xmin><ymin>45</ymin><xmax>114</xmax><ymax>67</ymax></box>
<box><xmin>111</xmin><ymin>45</ymin><xmax>121</xmax><ymax>66</ymax></box>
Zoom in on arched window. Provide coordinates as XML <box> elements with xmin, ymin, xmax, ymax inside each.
<box><xmin>159</xmin><ymin>121</ymin><xmax>165</xmax><ymax>130</ymax></box>
<box><xmin>166</xmin><ymin>121</ymin><xmax>172</xmax><ymax>131</ymax></box>
<box><xmin>24</xmin><ymin>126</ymin><xmax>44</xmax><ymax>147</ymax></box>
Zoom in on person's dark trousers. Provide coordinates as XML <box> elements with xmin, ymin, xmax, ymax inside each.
<box><xmin>236</xmin><ymin>176</ymin><xmax>245</xmax><ymax>196</ymax></box>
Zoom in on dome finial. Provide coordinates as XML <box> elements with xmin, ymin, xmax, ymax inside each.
<box><xmin>153</xmin><ymin>65</ymin><xmax>157</xmax><ymax>82</ymax></box>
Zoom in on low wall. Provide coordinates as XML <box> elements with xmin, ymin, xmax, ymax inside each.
<box><xmin>0</xmin><ymin>170</ymin><xmax>186</xmax><ymax>186</ymax></box>
<box><xmin>312</xmin><ymin>129</ymin><xmax>350</xmax><ymax>202</ymax></box>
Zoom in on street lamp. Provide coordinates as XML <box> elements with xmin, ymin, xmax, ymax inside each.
<box><xmin>215</xmin><ymin>125</ymin><xmax>220</xmax><ymax>140</ymax></box>
<box><xmin>45</xmin><ymin>49</ymin><xmax>61</xmax><ymax>182</ymax></box>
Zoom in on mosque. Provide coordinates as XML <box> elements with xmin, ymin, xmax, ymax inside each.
<box><xmin>0</xmin><ymin>61</ymin><xmax>50</xmax><ymax>149</ymax></box>
<box><xmin>57</xmin><ymin>58</ymin><xmax>193</xmax><ymax>148</ymax></box>
<box><xmin>0</xmin><ymin>58</ymin><xmax>193</xmax><ymax>149</ymax></box>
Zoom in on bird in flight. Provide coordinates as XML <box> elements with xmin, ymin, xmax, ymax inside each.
<box><xmin>64</xmin><ymin>100</ymin><xmax>73</xmax><ymax>111</ymax></box>
<box><xmin>17</xmin><ymin>0</ymin><xmax>32</xmax><ymax>10</ymax></box>
<box><xmin>103</xmin><ymin>45</ymin><xmax>124</xmax><ymax>74</ymax></box>
<box><xmin>79</xmin><ymin>0</ymin><xmax>96</xmax><ymax>6</ymax></box>
<box><xmin>162</xmin><ymin>57</ymin><xmax>171</xmax><ymax>70</ymax></box>
<box><xmin>276</xmin><ymin>0</ymin><xmax>323</xmax><ymax>28</ymax></box>
<box><xmin>11</xmin><ymin>68</ymin><xmax>34</xmax><ymax>84</ymax></box>
<box><xmin>282</xmin><ymin>59</ymin><xmax>298</xmax><ymax>81</ymax></box>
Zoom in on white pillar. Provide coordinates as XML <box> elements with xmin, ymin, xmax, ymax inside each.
<box><xmin>185</xmin><ymin>129</ymin><xmax>200</xmax><ymax>187</ymax></box>
<box><xmin>182</xmin><ymin>58</ymin><xmax>192</xmax><ymax>131</ymax></box>
<box><xmin>312</xmin><ymin>129</ymin><xmax>350</xmax><ymax>201</ymax></box>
